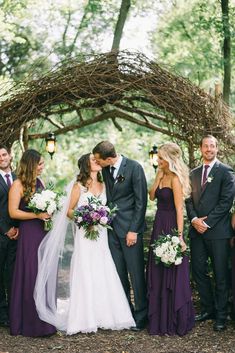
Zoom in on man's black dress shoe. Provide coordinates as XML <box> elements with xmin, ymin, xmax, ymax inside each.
<box><xmin>130</xmin><ymin>319</ymin><xmax>148</xmax><ymax>332</ymax></box>
<box><xmin>195</xmin><ymin>312</ymin><xmax>215</xmax><ymax>322</ymax></box>
<box><xmin>0</xmin><ymin>320</ymin><xmax>9</xmax><ymax>327</ymax></box>
<box><xmin>213</xmin><ymin>321</ymin><xmax>227</xmax><ymax>332</ymax></box>
<box><xmin>130</xmin><ymin>326</ymin><xmax>141</xmax><ymax>332</ymax></box>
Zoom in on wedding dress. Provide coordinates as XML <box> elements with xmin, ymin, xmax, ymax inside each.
<box><xmin>34</xmin><ymin>182</ymin><xmax>135</xmax><ymax>334</ymax></box>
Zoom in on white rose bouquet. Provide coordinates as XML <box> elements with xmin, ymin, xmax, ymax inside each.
<box><xmin>27</xmin><ymin>184</ymin><xmax>64</xmax><ymax>231</ymax></box>
<box><xmin>151</xmin><ymin>234</ymin><xmax>188</xmax><ymax>267</ymax></box>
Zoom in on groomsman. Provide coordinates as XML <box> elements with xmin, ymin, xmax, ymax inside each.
<box><xmin>186</xmin><ymin>135</ymin><xmax>235</xmax><ymax>331</ymax></box>
<box><xmin>93</xmin><ymin>141</ymin><xmax>148</xmax><ymax>330</ymax></box>
<box><xmin>0</xmin><ymin>145</ymin><xmax>18</xmax><ymax>327</ymax></box>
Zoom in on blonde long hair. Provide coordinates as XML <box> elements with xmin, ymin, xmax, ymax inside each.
<box><xmin>159</xmin><ymin>142</ymin><xmax>191</xmax><ymax>198</ymax></box>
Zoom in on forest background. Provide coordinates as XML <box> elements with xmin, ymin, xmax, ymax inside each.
<box><xmin>0</xmin><ymin>0</ymin><xmax>234</xmax><ymax>209</ymax></box>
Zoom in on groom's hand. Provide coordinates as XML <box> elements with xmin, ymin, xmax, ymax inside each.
<box><xmin>126</xmin><ymin>232</ymin><xmax>137</xmax><ymax>247</ymax></box>
<box><xmin>192</xmin><ymin>216</ymin><xmax>208</xmax><ymax>234</ymax></box>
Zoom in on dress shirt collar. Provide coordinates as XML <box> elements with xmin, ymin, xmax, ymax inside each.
<box><xmin>110</xmin><ymin>155</ymin><xmax>123</xmax><ymax>178</ymax></box>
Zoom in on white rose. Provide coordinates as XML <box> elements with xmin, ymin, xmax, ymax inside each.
<box><xmin>168</xmin><ymin>255</ymin><xmax>176</xmax><ymax>264</ymax></box>
<box><xmin>35</xmin><ymin>199</ymin><xmax>47</xmax><ymax>210</ymax></box>
<box><xmin>41</xmin><ymin>190</ymin><xmax>56</xmax><ymax>200</ymax></box>
<box><xmin>76</xmin><ymin>216</ymin><xmax>83</xmax><ymax>223</ymax></box>
<box><xmin>47</xmin><ymin>201</ymin><xmax>57</xmax><ymax>215</ymax></box>
<box><xmin>171</xmin><ymin>236</ymin><xmax>180</xmax><ymax>245</ymax></box>
<box><xmin>154</xmin><ymin>247</ymin><xmax>164</xmax><ymax>257</ymax></box>
<box><xmin>161</xmin><ymin>242</ymin><xmax>168</xmax><ymax>251</ymax></box>
<box><xmin>175</xmin><ymin>257</ymin><xmax>183</xmax><ymax>265</ymax></box>
<box><xmin>161</xmin><ymin>254</ymin><xmax>170</xmax><ymax>264</ymax></box>
<box><xmin>100</xmin><ymin>216</ymin><xmax>108</xmax><ymax>225</ymax></box>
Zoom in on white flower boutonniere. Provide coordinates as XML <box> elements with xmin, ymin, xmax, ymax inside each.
<box><xmin>115</xmin><ymin>174</ymin><xmax>125</xmax><ymax>184</ymax></box>
<box><xmin>207</xmin><ymin>176</ymin><xmax>213</xmax><ymax>183</ymax></box>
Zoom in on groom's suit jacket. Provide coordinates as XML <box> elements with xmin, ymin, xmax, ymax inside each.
<box><xmin>0</xmin><ymin>173</ymin><xmax>18</xmax><ymax>236</ymax></box>
<box><xmin>102</xmin><ymin>156</ymin><xmax>147</xmax><ymax>238</ymax></box>
<box><xmin>186</xmin><ymin>160</ymin><xmax>235</xmax><ymax>240</ymax></box>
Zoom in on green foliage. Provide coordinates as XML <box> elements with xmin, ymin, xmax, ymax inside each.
<box><xmin>152</xmin><ymin>0</ymin><xmax>235</xmax><ymax>91</ymax></box>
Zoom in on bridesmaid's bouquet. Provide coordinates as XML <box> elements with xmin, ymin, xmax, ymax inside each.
<box><xmin>230</xmin><ymin>199</ymin><xmax>235</xmax><ymax>214</ymax></box>
<box><xmin>28</xmin><ymin>184</ymin><xmax>64</xmax><ymax>231</ymax></box>
<box><xmin>152</xmin><ymin>234</ymin><xmax>188</xmax><ymax>267</ymax></box>
<box><xmin>73</xmin><ymin>196</ymin><xmax>117</xmax><ymax>241</ymax></box>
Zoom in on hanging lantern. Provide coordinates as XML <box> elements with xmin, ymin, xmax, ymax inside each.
<box><xmin>149</xmin><ymin>145</ymin><xmax>158</xmax><ymax>172</ymax></box>
<box><xmin>45</xmin><ymin>132</ymin><xmax>56</xmax><ymax>159</ymax></box>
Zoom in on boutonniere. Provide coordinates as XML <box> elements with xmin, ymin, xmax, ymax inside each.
<box><xmin>207</xmin><ymin>176</ymin><xmax>214</xmax><ymax>183</ymax></box>
<box><xmin>115</xmin><ymin>174</ymin><xmax>125</xmax><ymax>184</ymax></box>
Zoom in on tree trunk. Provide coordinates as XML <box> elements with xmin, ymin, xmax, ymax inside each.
<box><xmin>221</xmin><ymin>0</ymin><xmax>231</xmax><ymax>105</ymax></box>
<box><xmin>111</xmin><ymin>0</ymin><xmax>131</xmax><ymax>50</ymax></box>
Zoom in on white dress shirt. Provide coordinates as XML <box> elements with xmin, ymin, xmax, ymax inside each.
<box><xmin>110</xmin><ymin>155</ymin><xmax>123</xmax><ymax>179</ymax></box>
<box><xmin>201</xmin><ymin>159</ymin><xmax>217</xmax><ymax>185</ymax></box>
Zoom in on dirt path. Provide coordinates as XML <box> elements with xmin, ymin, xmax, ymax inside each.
<box><xmin>1</xmin><ymin>320</ymin><xmax>235</xmax><ymax>353</ymax></box>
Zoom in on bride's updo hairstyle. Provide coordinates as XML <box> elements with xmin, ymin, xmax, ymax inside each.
<box><xmin>158</xmin><ymin>142</ymin><xmax>191</xmax><ymax>198</ymax></box>
<box><xmin>18</xmin><ymin>149</ymin><xmax>42</xmax><ymax>200</ymax></box>
<box><xmin>77</xmin><ymin>153</ymin><xmax>102</xmax><ymax>187</ymax></box>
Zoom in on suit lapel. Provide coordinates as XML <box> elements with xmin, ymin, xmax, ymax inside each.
<box><xmin>0</xmin><ymin>174</ymin><xmax>8</xmax><ymax>192</ymax></box>
<box><xmin>194</xmin><ymin>166</ymin><xmax>203</xmax><ymax>196</ymax></box>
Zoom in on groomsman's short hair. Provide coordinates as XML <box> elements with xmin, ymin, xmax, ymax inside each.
<box><xmin>0</xmin><ymin>145</ymin><xmax>11</xmax><ymax>154</ymax></box>
<box><xmin>200</xmin><ymin>135</ymin><xmax>218</xmax><ymax>147</ymax></box>
<box><xmin>93</xmin><ymin>141</ymin><xmax>117</xmax><ymax>159</ymax></box>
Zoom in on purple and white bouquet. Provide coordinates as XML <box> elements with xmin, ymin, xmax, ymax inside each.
<box><xmin>28</xmin><ymin>184</ymin><xmax>64</xmax><ymax>231</ymax></box>
<box><xmin>73</xmin><ymin>196</ymin><xmax>117</xmax><ymax>240</ymax></box>
<box><xmin>152</xmin><ymin>234</ymin><xmax>187</xmax><ymax>267</ymax></box>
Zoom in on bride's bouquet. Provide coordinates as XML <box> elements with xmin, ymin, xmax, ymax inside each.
<box><xmin>28</xmin><ymin>184</ymin><xmax>64</xmax><ymax>231</ymax></box>
<box><xmin>73</xmin><ymin>196</ymin><xmax>117</xmax><ymax>241</ymax></box>
<box><xmin>152</xmin><ymin>234</ymin><xmax>188</xmax><ymax>267</ymax></box>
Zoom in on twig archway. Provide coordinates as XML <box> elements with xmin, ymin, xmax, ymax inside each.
<box><xmin>0</xmin><ymin>50</ymin><xmax>234</xmax><ymax>166</ymax></box>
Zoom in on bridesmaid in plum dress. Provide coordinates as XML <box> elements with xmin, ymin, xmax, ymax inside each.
<box><xmin>147</xmin><ymin>142</ymin><xmax>195</xmax><ymax>336</ymax></box>
<box><xmin>8</xmin><ymin>149</ymin><xmax>56</xmax><ymax>337</ymax></box>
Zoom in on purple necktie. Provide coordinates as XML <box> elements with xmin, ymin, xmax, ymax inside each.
<box><xmin>202</xmin><ymin>165</ymin><xmax>209</xmax><ymax>187</ymax></box>
<box><xmin>5</xmin><ymin>174</ymin><xmax>11</xmax><ymax>187</ymax></box>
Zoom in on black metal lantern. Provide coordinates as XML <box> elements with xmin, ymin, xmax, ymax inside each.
<box><xmin>149</xmin><ymin>145</ymin><xmax>158</xmax><ymax>172</ymax></box>
<box><xmin>45</xmin><ymin>133</ymin><xmax>56</xmax><ymax>159</ymax></box>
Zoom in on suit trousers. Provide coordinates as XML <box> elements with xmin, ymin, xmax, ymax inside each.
<box><xmin>108</xmin><ymin>230</ymin><xmax>148</xmax><ymax>325</ymax></box>
<box><xmin>0</xmin><ymin>234</ymin><xmax>17</xmax><ymax>321</ymax></box>
<box><xmin>191</xmin><ymin>236</ymin><xmax>229</xmax><ymax>320</ymax></box>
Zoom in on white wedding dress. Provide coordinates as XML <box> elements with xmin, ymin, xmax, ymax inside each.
<box><xmin>34</xmin><ymin>183</ymin><xmax>135</xmax><ymax>335</ymax></box>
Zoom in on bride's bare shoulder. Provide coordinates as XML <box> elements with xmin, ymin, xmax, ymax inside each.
<box><xmin>73</xmin><ymin>182</ymin><xmax>86</xmax><ymax>192</ymax></box>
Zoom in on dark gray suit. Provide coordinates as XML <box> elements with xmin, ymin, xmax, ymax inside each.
<box><xmin>0</xmin><ymin>173</ymin><xmax>18</xmax><ymax>323</ymax></box>
<box><xmin>103</xmin><ymin>156</ymin><xmax>148</xmax><ymax>326</ymax></box>
<box><xmin>186</xmin><ymin>160</ymin><xmax>235</xmax><ymax>320</ymax></box>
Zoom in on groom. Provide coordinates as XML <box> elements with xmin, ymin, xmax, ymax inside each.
<box><xmin>93</xmin><ymin>141</ymin><xmax>148</xmax><ymax>330</ymax></box>
<box><xmin>186</xmin><ymin>135</ymin><xmax>235</xmax><ymax>331</ymax></box>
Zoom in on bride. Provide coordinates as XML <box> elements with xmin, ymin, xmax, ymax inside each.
<box><xmin>34</xmin><ymin>153</ymin><xmax>135</xmax><ymax>334</ymax></box>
